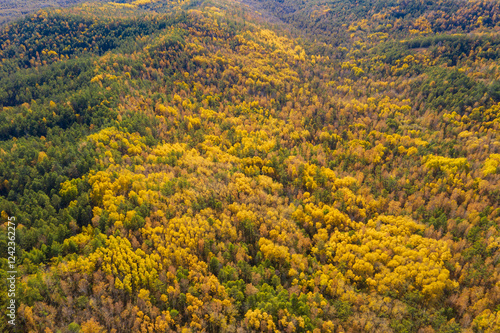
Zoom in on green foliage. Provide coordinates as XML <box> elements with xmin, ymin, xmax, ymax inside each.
<box><xmin>2</xmin><ymin>0</ymin><xmax>500</xmax><ymax>332</ymax></box>
<box><xmin>418</xmin><ymin>67</ymin><xmax>487</xmax><ymax>114</ymax></box>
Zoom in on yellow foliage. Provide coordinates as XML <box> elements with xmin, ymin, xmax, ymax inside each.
<box><xmin>423</xmin><ymin>155</ymin><xmax>469</xmax><ymax>174</ymax></box>
<box><xmin>259</xmin><ymin>238</ymin><xmax>291</xmax><ymax>263</ymax></box>
<box><xmin>37</xmin><ymin>151</ymin><xmax>48</xmax><ymax>163</ymax></box>
<box><xmin>321</xmin><ymin>215</ymin><xmax>457</xmax><ymax>300</ymax></box>
<box><xmin>482</xmin><ymin>154</ymin><xmax>500</xmax><ymax>176</ymax></box>
<box><xmin>473</xmin><ymin>310</ymin><xmax>500</xmax><ymax>332</ymax></box>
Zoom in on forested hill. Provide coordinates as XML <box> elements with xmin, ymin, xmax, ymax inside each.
<box><xmin>0</xmin><ymin>0</ymin><xmax>108</xmax><ymax>26</ymax></box>
<box><xmin>1</xmin><ymin>0</ymin><xmax>500</xmax><ymax>332</ymax></box>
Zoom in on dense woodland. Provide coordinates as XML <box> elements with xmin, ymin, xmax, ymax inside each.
<box><xmin>0</xmin><ymin>0</ymin><xmax>108</xmax><ymax>27</ymax></box>
<box><xmin>1</xmin><ymin>0</ymin><xmax>500</xmax><ymax>332</ymax></box>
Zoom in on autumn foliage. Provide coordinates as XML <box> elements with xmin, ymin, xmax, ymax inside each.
<box><xmin>1</xmin><ymin>0</ymin><xmax>500</xmax><ymax>332</ymax></box>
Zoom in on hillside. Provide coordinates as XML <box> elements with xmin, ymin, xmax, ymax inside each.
<box><xmin>0</xmin><ymin>0</ymin><xmax>108</xmax><ymax>26</ymax></box>
<box><xmin>1</xmin><ymin>0</ymin><xmax>500</xmax><ymax>332</ymax></box>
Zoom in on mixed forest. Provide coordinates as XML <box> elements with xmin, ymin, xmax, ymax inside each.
<box><xmin>1</xmin><ymin>0</ymin><xmax>500</xmax><ymax>332</ymax></box>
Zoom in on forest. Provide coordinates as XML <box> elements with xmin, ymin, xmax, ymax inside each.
<box><xmin>1</xmin><ymin>0</ymin><xmax>500</xmax><ymax>332</ymax></box>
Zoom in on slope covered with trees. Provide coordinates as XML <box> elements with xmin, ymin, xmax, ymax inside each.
<box><xmin>1</xmin><ymin>0</ymin><xmax>500</xmax><ymax>332</ymax></box>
